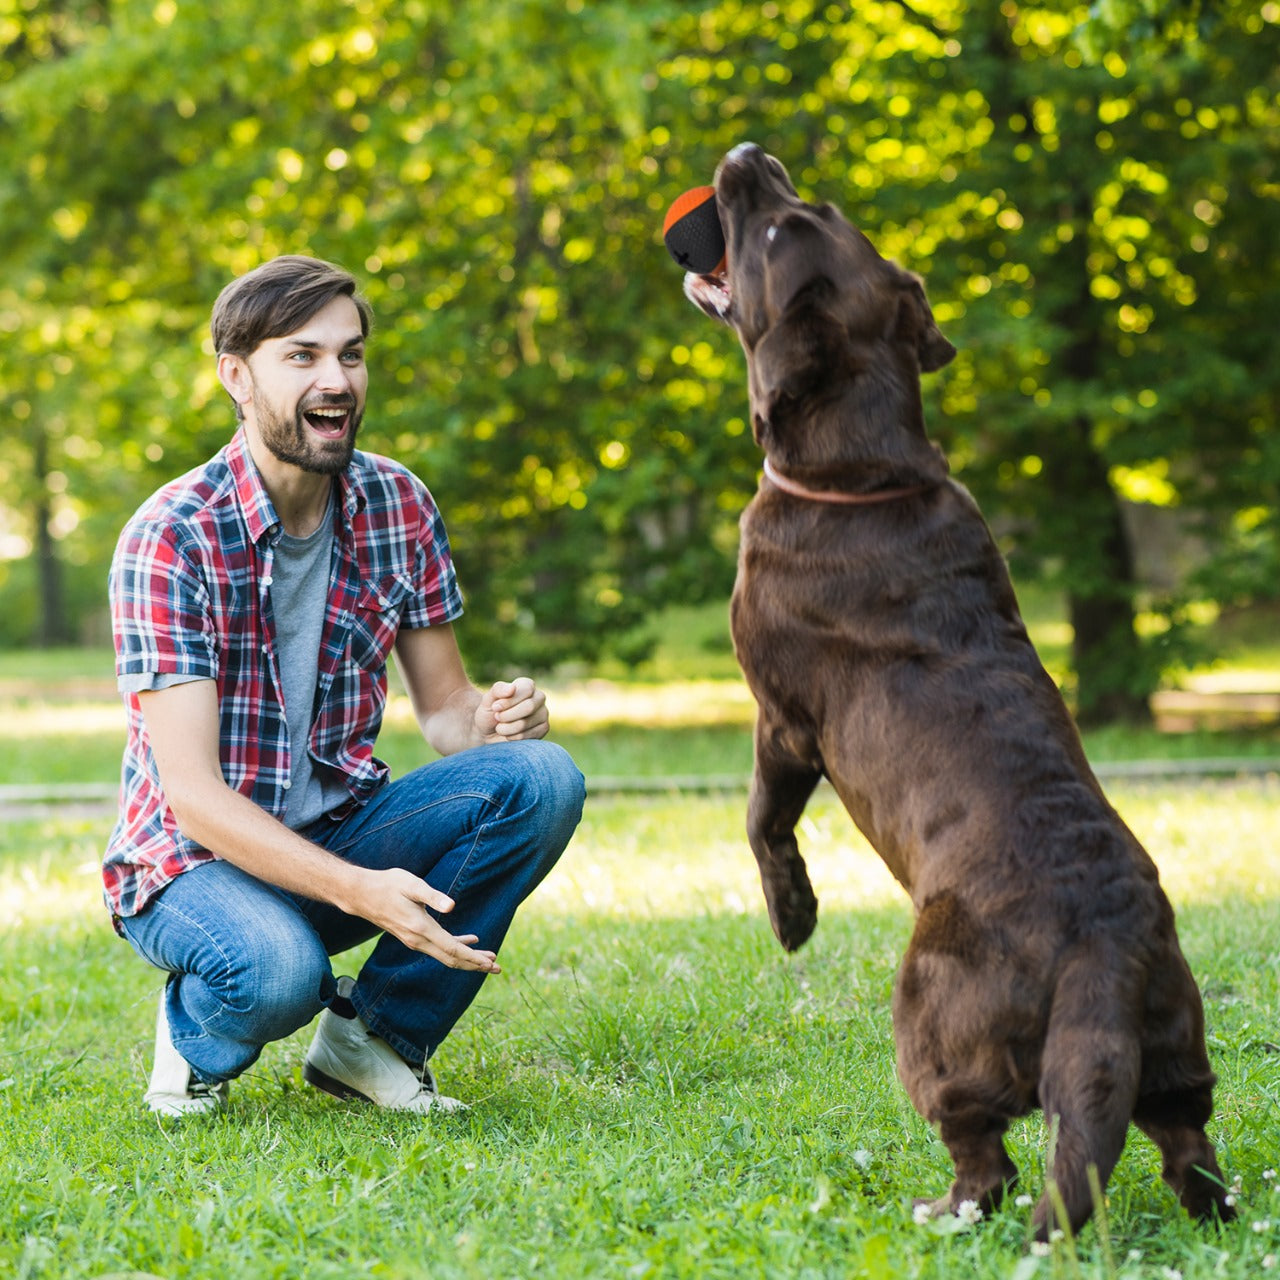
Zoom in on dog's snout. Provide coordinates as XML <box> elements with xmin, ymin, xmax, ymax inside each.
<box><xmin>716</xmin><ymin>142</ymin><xmax>797</xmax><ymax>211</ymax></box>
<box><xmin>724</xmin><ymin>141</ymin><xmax>764</xmax><ymax>167</ymax></box>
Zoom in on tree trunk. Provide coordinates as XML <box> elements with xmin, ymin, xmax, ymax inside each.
<box><xmin>1057</xmin><ymin>423</ymin><xmax>1149</xmax><ymax>726</ymax></box>
<box><xmin>33</xmin><ymin>432</ymin><xmax>70</xmax><ymax>647</ymax></box>
<box><xmin>1048</xmin><ymin>173</ymin><xmax>1151</xmax><ymax>727</ymax></box>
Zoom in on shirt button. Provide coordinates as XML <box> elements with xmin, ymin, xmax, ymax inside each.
<box><xmin>262</xmin><ymin>576</ymin><xmax>273</xmax><ymax>587</ymax></box>
<box><xmin>282</xmin><ymin>780</ymin><xmax>292</xmax><ymax>790</ymax></box>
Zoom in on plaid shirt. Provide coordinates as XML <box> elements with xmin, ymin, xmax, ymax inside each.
<box><xmin>104</xmin><ymin>427</ymin><xmax>464</xmax><ymax>920</ymax></box>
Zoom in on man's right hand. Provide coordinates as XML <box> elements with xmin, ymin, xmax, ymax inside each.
<box><xmin>348</xmin><ymin>868</ymin><xmax>501</xmax><ymax>973</ymax></box>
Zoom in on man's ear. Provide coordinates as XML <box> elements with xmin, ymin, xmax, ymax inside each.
<box><xmin>216</xmin><ymin>352</ymin><xmax>254</xmax><ymax>410</ymax></box>
<box><xmin>893</xmin><ymin>271</ymin><xmax>956</xmax><ymax>373</ymax></box>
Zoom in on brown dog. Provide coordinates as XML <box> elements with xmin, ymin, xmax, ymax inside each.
<box><xmin>683</xmin><ymin>143</ymin><xmax>1234</xmax><ymax>1242</ymax></box>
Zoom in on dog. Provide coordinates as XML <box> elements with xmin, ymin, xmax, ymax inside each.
<box><xmin>682</xmin><ymin>143</ymin><xmax>1235</xmax><ymax>1242</ymax></box>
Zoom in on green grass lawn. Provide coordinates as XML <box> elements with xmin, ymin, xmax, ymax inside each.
<box><xmin>2</xmin><ymin>600</ymin><xmax>1279</xmax><ymax>1278</ymax></box>
<box><xmin>2</xmin><ymin>783</ymin><xmax>1278</xmax><ymax>1280</ymax></box>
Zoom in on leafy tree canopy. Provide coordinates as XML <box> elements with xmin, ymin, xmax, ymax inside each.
<box><xmin>1</xmin><ymin>0</ymin><xmax>1277</xmax><ymax>720</ymax></box>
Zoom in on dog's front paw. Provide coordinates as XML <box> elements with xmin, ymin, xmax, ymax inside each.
<box><xmin>762</xmin><ymin>866</ymin><xmax>818</xmax><ymax>951</ymax></box>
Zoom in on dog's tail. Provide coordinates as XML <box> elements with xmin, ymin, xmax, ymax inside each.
<box><xmin>1031</xmin><ymin>943</ymin><xmax>1143</xmax><ymax>1242</ymax></box>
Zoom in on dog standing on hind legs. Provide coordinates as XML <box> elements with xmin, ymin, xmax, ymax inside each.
<box><xmin>680</xmin><ymin>143</ymin><xmax>1236</xmax><ymax>1242</ymax></box>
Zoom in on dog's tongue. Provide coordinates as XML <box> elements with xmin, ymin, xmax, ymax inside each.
<box><xmin>683</xmin><ymin>270</ymin><xmax>732</xmax><ymax>319</ymax></box>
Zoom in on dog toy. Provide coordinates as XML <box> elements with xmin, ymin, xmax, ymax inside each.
<box><xmin>662</xmin><ymin>186</ymin><xmax>726</xmax><ymax>275</ymax></box>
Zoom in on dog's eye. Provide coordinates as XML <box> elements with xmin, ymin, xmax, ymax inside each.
<box><xmin>765</xmin><ymin>224</ymin><xmax>778</xmax><ymax>243</ymax></box>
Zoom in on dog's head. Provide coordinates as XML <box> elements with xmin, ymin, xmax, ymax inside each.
<box><xmin>685</xmin><ymin>144</ymin><xmax>955</xmax><ymax>453</ymax></box>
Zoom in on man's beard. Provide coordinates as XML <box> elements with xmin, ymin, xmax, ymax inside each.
<box><xmin>256</xmin><ymin>394</ymin><xmax>363</xmax><ymax>476</ymax></box>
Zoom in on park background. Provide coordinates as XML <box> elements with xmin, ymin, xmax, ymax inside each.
<box><xmin>2</xmin><ymin>3</ymin><xmax>1279</xmax><ymax>1279</ymax></box>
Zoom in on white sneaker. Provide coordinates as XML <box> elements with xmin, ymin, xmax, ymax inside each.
<box><xmin>144</xmin><ymin>990</ymin><xmax>229</xmax><ymax>1117</ymax></box>
<box><xmin>303</xmin><ymin>977</ymin><xmax>466</xmax><ymax>1114</ymax></box>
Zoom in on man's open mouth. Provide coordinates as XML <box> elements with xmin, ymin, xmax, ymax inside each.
<box><xmin>303</xmin><ymin>405</ymin><xmax>352</xmax><ymax>438</ymax></box>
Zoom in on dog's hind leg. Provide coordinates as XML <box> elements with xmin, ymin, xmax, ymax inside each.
<box><xmin>921</xmin><ymin>1104</ymin><xmax>1020</xmax><ymax>1220</ymax></box>
<box><xmin>1030</xmin><ymin>950</ymin><xmax>1143</xmax><ymax>1242</ymax></box>
<box><xmin>1134</xmin><ymin>1099</ymin><xmax>1235</xmax><ymax>1226</ymax></box>
<box><xmin>746</xmin><ymin>723</ymin><xmax>822</xmax><ymax>951</ymax></box>
<box><xmin>1132</xmin><ymin>957</ymin><xmax>1236</xmax><ymax>1225</ymax></box>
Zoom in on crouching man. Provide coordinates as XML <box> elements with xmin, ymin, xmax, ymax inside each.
<box><xmin>104</xmin><ymin>255</ymin><xmax>585</xmax><ymax>1116</ymax></box>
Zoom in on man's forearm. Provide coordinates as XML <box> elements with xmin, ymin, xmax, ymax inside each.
<box><xmin>168</xmin><ymin>777</ymin><xmax>369</xmax><ymax>913</ymax></box>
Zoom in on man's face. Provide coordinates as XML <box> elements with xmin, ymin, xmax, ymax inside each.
<box><xmin>227</xmin><ymin>294</ymin><xmax>369</xmax><ymax>476</ymax></box>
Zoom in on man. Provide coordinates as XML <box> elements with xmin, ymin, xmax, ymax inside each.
<box><xmin>105</xmin><ymin>255</ymin><xmax>585</xmax><ymax>1117</ymax></box>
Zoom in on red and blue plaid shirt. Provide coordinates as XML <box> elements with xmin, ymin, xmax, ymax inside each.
<box><xmin>104</xmin><ymin>427</ymin><xmax>464</xmax><ymax>920</ymax></box>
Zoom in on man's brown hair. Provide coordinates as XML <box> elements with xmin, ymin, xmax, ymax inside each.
<box><xmin>210</xmin><ymin>255</ymin><xmax>373</xmax><ymax>358</ymax></box>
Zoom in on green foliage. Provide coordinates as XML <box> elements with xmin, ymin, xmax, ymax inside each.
<box><xmin>0</xmin><ymin>1</ymin><xmax>1277</xmax><ymax>710</ymax></box>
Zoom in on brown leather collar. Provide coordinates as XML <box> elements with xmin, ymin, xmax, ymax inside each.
<box><xmin>762</xmin><ymin>457</ymin><xmax>935</xmax><ymax>505</ymax></box>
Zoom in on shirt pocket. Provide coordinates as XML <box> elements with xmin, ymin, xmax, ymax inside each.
<box><xmin>350</xmin><ymin>572</ymin><xmax>415</xmax><ymax>672</ymax></box>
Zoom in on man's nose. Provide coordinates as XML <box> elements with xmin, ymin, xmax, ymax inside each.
<box><xmin>313</xmin><ymin>354</ymin><xmax>354</xmax><ymax>390</ymax></box>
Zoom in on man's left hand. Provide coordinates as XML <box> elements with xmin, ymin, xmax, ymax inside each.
<box><xmin>476</xmin><ymin>676</ymin><xmax>549</xmax><ymax>742</ymax></box>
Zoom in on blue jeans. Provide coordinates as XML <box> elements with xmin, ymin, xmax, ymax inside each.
<box><xmin>119</xmin><ymin>741</ymin><xmax>584</xmax><ymax>1085</ymax></box>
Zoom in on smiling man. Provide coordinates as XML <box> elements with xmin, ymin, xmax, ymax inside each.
<box><xmin>105</xmin><ymin>255</ymin><xmax>584</xmax><ymax>1117</ymax></box>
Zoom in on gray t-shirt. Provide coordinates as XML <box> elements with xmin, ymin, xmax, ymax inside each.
<box><xmin>119</xmin><ymin>491</ymin><xmax>348</xmax><ymax>830</ymax></box>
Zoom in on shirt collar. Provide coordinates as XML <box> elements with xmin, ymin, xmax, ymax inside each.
<box><xmin>225</xmin><ymin>426</ymin><xmax>368</xmax><ymax>546</ymax></box>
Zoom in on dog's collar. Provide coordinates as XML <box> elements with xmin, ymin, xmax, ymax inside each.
<box><xmin>762</xmin><ymin>457</ymin><xmax>934</xmax><ymax>506</ymax></box>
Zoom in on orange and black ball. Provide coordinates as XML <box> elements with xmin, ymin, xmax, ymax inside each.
<box><xmin>662</xmin><ymin>186</ymin><xmax>726</xmax><ymax>275</ymax></box>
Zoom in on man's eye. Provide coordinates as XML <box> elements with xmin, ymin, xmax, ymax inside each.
<box><xmin>289</xmin><ymin>351</ymin><xmax>312</xmax><ymax>362</ymax></box>
<box><xmin>341</xmin><ymin>350</ymin><xmax>364</xmax><ymax>364</ymax></box>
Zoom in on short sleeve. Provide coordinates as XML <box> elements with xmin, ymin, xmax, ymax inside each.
<box><xmin>110</xmin><ymin>519</ymin><xmax>219</xmax><ymax>682</ymax></box>
<box><xmin>398</xmin><ymin>485</ymin><xmax>465</xmax><ymax>630</ymax></box>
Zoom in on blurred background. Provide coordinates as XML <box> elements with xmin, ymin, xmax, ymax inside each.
<box><xmin>2</xmin><ymin>0</ymin><xmax>1277</xmax><ymax>726</ymax></box>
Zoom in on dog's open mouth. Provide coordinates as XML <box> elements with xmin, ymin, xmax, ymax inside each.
<box><xmin>683</xmin><ymin>268</ymin><xmax>731</xmax><ymax>319</ymax></box>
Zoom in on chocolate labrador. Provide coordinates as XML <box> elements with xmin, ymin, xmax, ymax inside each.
<box><xmin>683</xmin><ymin>143</ymin><xmax>1234</xmax><ymax>1242</ymax></box>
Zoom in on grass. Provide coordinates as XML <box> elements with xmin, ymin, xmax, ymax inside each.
<box><xmin>2</xmin><ymin>785</ymin><xmax>1278</xmax><ymax>1279</ymax></box>
<box><xmin>2</xmin><ymin>598</ymin><xmax>1279</xmax><ymax>1278</ymax></box>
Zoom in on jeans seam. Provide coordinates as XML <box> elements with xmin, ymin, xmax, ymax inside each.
<box><xmin>324</xmin><ymin>790</ymin><xmax>497</xmax><ymax>857</ymax></box>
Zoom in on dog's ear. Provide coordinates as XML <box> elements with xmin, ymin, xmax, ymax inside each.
<box><xmin>894</xmin><ymin>272</ymin><xmax>956</xmax><ymax>373</ymax></box>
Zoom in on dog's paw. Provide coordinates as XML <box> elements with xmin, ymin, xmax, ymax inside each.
<box><xmin>766</xmin><ymin>878</ymin><xmax>818</xmax><ymax>951</ymax></box>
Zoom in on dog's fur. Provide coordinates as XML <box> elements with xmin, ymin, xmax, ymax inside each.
<box><xmin>684</xmin><ymin>143</ymin><xmax>1234</xmax><ymax>1242</ymax></box>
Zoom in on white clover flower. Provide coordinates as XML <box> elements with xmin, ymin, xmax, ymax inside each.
<box><xmin>1261</xmin><ymin>1255</ymin><xmax>1275</xmax><ymax>1270</ymax></box>
<box><xmin>1015</xmin><ymin>1193</ymin><xmax>1034</xmax><ymax>1208</ymax></box>
<box><xmin>956</xmin><ymin>1199</ymin><xmax>983</xmax><ymax>1225</ymax></box>
<box><xmin>1264</xmin><ymin>1169</ymin><xmax>1277</xmax><ymax>1181</ymax></box>
<box><xmin>1253</xmin><ymin>1220</ymin><xmax>1273</xmax><ymax>1233</ymax></box>
<box><xmin>912</xmin><ymin>1202</ymin><xmax>933</xmax><ymax>1226</ymax></box>
<box><xmin>1127</xmin><ymin>1250</ymin><xmax>1143</xmax><ymax>1263</ymax></box>
<box><xmin>1160</xmin><ymin>1268</ymin><xmax>1183</xmax><ymax>1280</ymax></box>
<box><xmin>1050</xmin><ymin>1229</ymin><xmax>1065</xmax><ymax>1243</ymax></box>
<box><xmin>1226</xmin><ymin>1194</ymin><xmax>1238</xmax><ymax>1207</ymax></box>
<box><xmin>1029</xmin><ymin>1241</ymin><xmax>1051</xmax><ymax>1257</ymax></box>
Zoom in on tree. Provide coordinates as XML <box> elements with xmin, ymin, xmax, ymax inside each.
<box><xmin>1</xmin><ymin>0</ymin><xmax>1277</xmax><ymax>722</ymax></box>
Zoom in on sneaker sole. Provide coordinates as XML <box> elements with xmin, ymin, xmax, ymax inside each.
<box><xmin>303</xmin><ymin>1061</ymin><xmax>375</xmax><ymax>1104</ymax></box>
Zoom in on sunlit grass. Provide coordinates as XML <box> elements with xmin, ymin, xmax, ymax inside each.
<box><xmin>2</xmin><ymin>779</ymin><xmax>1278</xmax><ymax>1280</ymax></box>
<box><xmin>3</xmin><ymin>604</ymin><xmax>1278</xmax><ymax>1277</ymax></box>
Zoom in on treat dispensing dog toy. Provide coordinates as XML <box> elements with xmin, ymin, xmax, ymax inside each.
<box><xmin>662</xmin><ymin>185</ymin><xmax>726</xmax><ymax>275</ymax></box>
